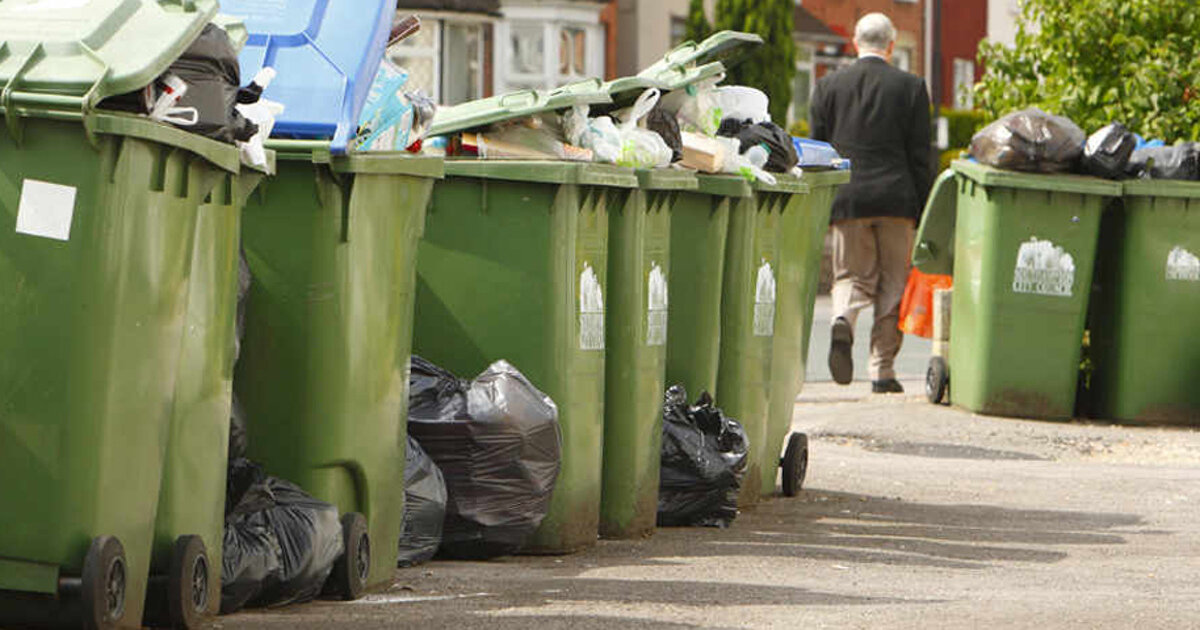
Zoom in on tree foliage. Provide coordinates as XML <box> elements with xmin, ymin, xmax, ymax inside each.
<box><xmin>976</xmin><ymin>0</ymin><xmax>1200</xmax><ymax>141</ymax></box>
<box><xmin>714</xmin><ymin>0</ymin><xmax>796</xmax><ymax>124</ymax></box>
<box><xmin>685</xmin><ymin>0</ymin><xmax>711</xmax><ymax>44</ymax></box>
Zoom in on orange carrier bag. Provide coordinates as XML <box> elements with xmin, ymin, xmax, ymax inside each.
<box><xmin>898</xmin><ymin>268</ymin><xmax>953</xmax><ymax>338</ymax></box>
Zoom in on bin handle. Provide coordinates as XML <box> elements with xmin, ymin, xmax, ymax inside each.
<box><xmin>1</xmin><ymin>42</ymin><xmax>111</xmax><ymax>148</ymax></box>
<box><xmin>1</xmin><ymin>43</ymin><xmax>46</xmax><ymax>145</ymax></box>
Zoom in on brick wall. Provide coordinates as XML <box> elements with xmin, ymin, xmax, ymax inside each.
<box><xmin>800</xmin><ymin>0</ymin><xmax>926</xmax><ymax>77</ymax></box>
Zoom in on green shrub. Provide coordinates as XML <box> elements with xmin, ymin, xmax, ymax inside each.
<box><xmin>787</xmin><ymin>118</ymin><xmax>810</xmax><ymax>138</ymax></box>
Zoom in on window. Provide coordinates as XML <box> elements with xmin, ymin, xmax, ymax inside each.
<box><xmin>507</xmin><ymin>21</ymin><xmax>546</xmax><ymax>89</ymax></box>
<box><xmin>386</xmin><ymin>19</ymin><xmax>488</xmax><ymax>106</ymax></box>
<box><xmin>953</xmin><ymin>58</ymin><xmax>975</xmax><ymax>110</ymax></box>
<box><xmin>670</xmin><ymin>16</ymin><xmax>687</xmax><ymax>46</ymax></box>
<box><xmin>559</xmin><ymin>27</ymin><xmax>587</xmax><ymax>79</ymax></box>
<box><xmin>498</xmin><ymin>18</ymin><xmax>602</xmax><ymax>92</ymax></box>
<box><xmin>893</xmin><ymin>47</ymin><xmax>912</xmax><ymax>72</ymax></box>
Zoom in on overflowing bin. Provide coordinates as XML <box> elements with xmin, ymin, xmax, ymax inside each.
<box><xmin>226</xmin><ymin>0</ymin><xmax>442</xmax><ymax>595</ymax></box>
<box><xmin>1088</xmin><ymin>179</ymin><xmax>1200</xmax><ymax>424</ymax></box>
<box><xmin>763</xmin><ymin>170</ymin><xmax>848</xmax><ymax>498</ymax></box>
<box><xmin>914</xmin><ymin>160</ymin><xmax>1121</xmax><ymax>419</ymax></box>
<box><xmin>0</xmin><ymin>2</ymin><xmax>252</xmax><ymax>627</ymax></box>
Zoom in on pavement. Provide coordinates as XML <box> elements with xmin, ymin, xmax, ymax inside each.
<box><xmin>218</xmin><ymin>297</ymin><xmax>1200</xmax><ymax>630</ymax></box>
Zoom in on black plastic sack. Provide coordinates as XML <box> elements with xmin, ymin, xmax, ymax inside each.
<box><xmin>397</xmin><ymin>436</ymin><xmax>447</xmax><ymax>567</ymax></box>
<box><xmin>408</xmin><ymin>356</ymin><xmax>561</xmax><ymax>559</ymax></box>
<box><xmin>221</xmin><ymin>459</ymin><xmax>344</xmax><ymax>613</ymax></box>
<box><xmin>718</xmin><ymin>119</ymin><xmax>800</xmax><ymax>173</ymax></box>
<box><xmin>658</xmin><ymin>385</ymin><xmax>748</xmax><ymax>528</ymax></box>
<box><xmin>646</xmin><ymin>104</ymin><xmax>683</xmax><ymax>163</ymax></box>
<box><xmin>1081</xmin><ymin>122</ymin><xmax>1137</xmax><ymax>179</ymax></box>
<box><xmin>1126</xmin><ymin>143</ymin><xmax>1200</xmax><ymax>181</ymax></box>
<box><xmin>969</xmin><ymin>107</ymin><xmax>1085</xmax><ymax>173</ymax></box>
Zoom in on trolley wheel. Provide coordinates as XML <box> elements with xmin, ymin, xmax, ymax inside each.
<box><xmin>329</xmin><ymin>512</ymin><xmax>370</xmax><ymax>600</ymax></box>
<box><xmin>81</xmin><ymin>536</ymin><xmax>127</xmax><ymax>630</ymax></box>
<box><xmin>780</xmin><ymin>433</ymin><xmax>809</xmax><ymax>497</ymax></box>
<box><xmin>167</xmin><ymin>535</ymin><xmax>210</xmax><ymax>629</ymax></box>
<box><xmin>926</xmin><ymin>356</ymin><xmax>949</xmax><ymax>405</ymax></box>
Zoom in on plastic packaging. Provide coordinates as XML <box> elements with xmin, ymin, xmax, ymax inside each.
<box><xmin>1125</xmin><ymin>143</ymin><xmax>1200</xmax><ymax>181</ymax></box>
<box><xmin>720</xmin><ymin>137</ymin><xmax>776</xmax><ymax>185</ymax></box>
<box><xmin>407</xmin><ymin>357</ymin><xmax>562</xmax><ymax>559</ymax></box>
<box><xmin>235</xmin><ymin>69</ymin><xmax>284</xmax><ymax>169</ymax></box>
<box><xmin>660</xmin><ymin>75</ymin><xmax>725</xmax><ymax>137</ymax></box>
<box><xmin>646</xmin><ymin>104</ymin><xmax>683</xmax><ymax>163</ymax></box>
<box><xmin>792</xmin><ymin>137</ymin><xmax>849</xmax><ymax>170</ymax></box>
<box><xmin>898</xmin><ymin>269</ymin><xmax>954</xmax><ymax>338</ymax></box>
<box><xmin>658</xmin><ymin>386</ymin><xmax>748</xmax><ymax>528</ymax></box>
<box><xmin>353</xmin><ymin>60</ymin><xmax>437</xmax><ymax>152</ymax></box>
<box><xmin>1081</xmin><ymin>122</ymin><xmax>1137</xmax><ymax>179</ymax></box>
<box><xmin>397</xmin><ymin>436</ymin><xmax>447</xmax><ymax>567</ymax></box>
<box><xmin>718</xmin><ymin>119</ymin><xmax>799</xmax><ymax>173</ymax></box>
<box><xmin>221</xmin><ymin>459</ymin><xmax>344</xmax><ymax>613</ymax></box>
<box><xmin>969</xmin><ymin>107</ymin><xmax>1086</xmax><ymax>173</ymax></box>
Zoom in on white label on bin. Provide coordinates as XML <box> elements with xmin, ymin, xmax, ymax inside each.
<box><xmin>646</xmin><ymin>262</ymin><xmax>668</xmax><ymax>346</ymax></box>
<box><xmin>1012</xmin><ymin>237</ymin><xmax>1075</xmax><ymax>297</ymax></box>
<box><xmin>753</xmin><ymin>258</ymin><xmax>776</xmax><ymax>337</ymax></box>
<box><xmin>16</xmin><ymin>179</ymin><xmax>76</xmax><ymax>242</ymax></box>
<box><xmin>1166</xmin><ymin>246</ymin><xmax>1200</xmax><ymax>282</ymax></box>
<box><xmin>579</xmin><ymin>262</ymin><xmax>605</xmax><ymax>350</ymax></box>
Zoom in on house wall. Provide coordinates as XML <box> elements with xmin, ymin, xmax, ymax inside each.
<box><xmin>616</xmin><ymin>0</ymin><xmax>691</xmax><ymax>76</ymax></box>
<box><xmin>987</xmin><ymin>0</ymin><xmax>1020</xmax><ymax>47</ymax></box>
<box><xmin>798</xmin><ymin>0</ymin><xmax>927</xmax><ymax>78</ymax></box>
<box><xmin>939</xmin><ymin>0</ymin><xmax>987</xmax><ymax>108</ymax></box>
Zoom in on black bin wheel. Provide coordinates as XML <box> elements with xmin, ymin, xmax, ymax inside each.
<box><xmin>81</xmin><ymin>536</ymin><xmax>126</xmax><ymax>630</ymax></box>
<box><xmin>330</xmin><ymin>512</ymin><xmax>370</xmax><ymax>600</ymax></box>
<box><xmin>168</xmin><ymin>535</ymin><xmax>210</xmax><ymax>629</ymax></box>
<box><xmin>781</xmin><ymin>433</ymin><xmax>809</xmax><ymax>497</ymax></box>
<box><xmin>926</xmin><ymin>356</ymin><xmax>949</xmax><ymax>405</ymax></box>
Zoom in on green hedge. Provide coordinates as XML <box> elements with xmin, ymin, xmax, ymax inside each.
<box><xmin>941</xmin><ymin>108</ymin><xmax>990</xmax><ymax>149</ymax></box>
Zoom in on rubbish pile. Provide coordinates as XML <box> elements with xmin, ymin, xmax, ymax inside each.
<box><xmin>407</xmin><ymin>357</ymin><xmax>562</xmax><ymax>560</ymax></box>
<box><xmin>969</xmin><ymin>107</ymin><xmax>1200</xmax><ymax>181</ymax></box>
<box><xmin>657</xmin><ymin>385</ymin><xmax>749</xmax><ymax>528</ymax></box>
<box><xmin>397</xmin><ymin>436</ymin><xmax>447</xmax><ymax>567</ymax></box>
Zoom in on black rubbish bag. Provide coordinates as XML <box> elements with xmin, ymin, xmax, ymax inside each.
<box><xmin>1126</xmin><ymin>143</ymin><xmax>1200</xmax><ymax>181</ymax></box>
<box><xmin>228</xmin><ymin>249</ymin><xmax>253</xmax><ymax>461</ymax></box>
<box><xmin>969</xmin><ymin>107</ymin><xmax>1085</xmax><ymax>173</ymax></box>
<box><xmin>101</xmin><ymin>24</ymin><xmax>256</xmax><ymax>143</ymax></box>
<box><xmin>717</xmin><ymin>119</ymin><xmax>800</xmax><ymax>173</ymax></box>
<box><xmin>397</xmin><ymin>436</ymin><xmax>447</xmax><ymax>567</ymax></box>
<box><xmin>407</xmin><ymin>356</ymin><xmax>561</xmax><ymax>560</ymax></box>
<box><xmin>221</xmin><ymin>459</ymin><xmax>344</xmax><ymax>614</ymax></box>
<box><xmin>647</xmin><ymin>104</ymin><xmax>683</xmax><ymax>163</ymax></box>
<box><xmin>1081</xmin><ymin>122</ymin><xmax>1137</xmax><ymax>179</ymax></box>
<box><xmin>657</xmin><ymin>385</ymin><xmax>749</xmax><ymax>528</ymax></box>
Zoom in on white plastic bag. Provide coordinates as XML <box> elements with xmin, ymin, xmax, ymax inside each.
<box><xmin>234</xmin><ymin>68</ymin><xmax>282</xmax><ymax>169</ymax></box>
<box><xmin>660</xmin><ymin>75</ymin><xmax>724</xmax><ymax>136</ymax></box>
<box><xmin>714</xmin><ymin>86</ymin><xmax>769</xmax><ymax>124</ymax></box>
<box><xmin>718</xmin><ymin>137</ymin><xmax>776</xmax><ymax>185</ymax></box>
<box><xmin>573</xmin><ymin>89</ymin><xmax>673</xmax><ymax>169</ymax></box>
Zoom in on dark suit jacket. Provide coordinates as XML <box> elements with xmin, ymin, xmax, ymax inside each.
<box><xmin>810</xmin><ymin>56</ymin><xmax>933</xmax><ymax>223</ymax></box>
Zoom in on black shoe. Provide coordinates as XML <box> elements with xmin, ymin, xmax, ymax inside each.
<box><xmin>828</xmin><ymin>317</ymin><xmax>853</xmax><ymax>385</ymax></box>
<box><xmin>872</xmin><ymin>379</ymin><xmax>905</xmax><ymax>394</ymax></box>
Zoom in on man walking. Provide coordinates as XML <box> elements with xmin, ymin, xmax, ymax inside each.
<box><xmin>809</xmin><ymin>12</ymin><xmax>932</xmax><ymax>393</ymax></box>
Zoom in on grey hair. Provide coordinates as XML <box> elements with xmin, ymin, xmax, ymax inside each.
<box><xmin>854</xmin><ymin>13</ymin><xmax>896</xmax><ymax>52</ymax></box>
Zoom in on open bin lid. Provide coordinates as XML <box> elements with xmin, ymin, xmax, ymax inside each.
<box><xmin>219</xmin><ymin>0</ymin><xmax>397</xmax><ymax>155</ymax></box>
<box><xmin>638</xmin><ymin>30</ymin><xmax>762</xmax><ymax>81</ymax></box>
<box><xmin>0</xmin><ymin>0</ymin><xmax>219</xmax><ymax>113</ymax></box>
<box><xmin>428</xmin><ymin>79</ymin><xmax>612</xmax><ymax>137</ymax></box>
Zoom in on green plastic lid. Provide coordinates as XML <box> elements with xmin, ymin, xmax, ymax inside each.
<box><xmin>952</xmin><ymin>160</ymin><xmax>1122</xmax><ymax>197</ymax></box>
<box><xmin>0</xmin><ymin>0</ymin><xmax>219</xmax><ymax>112</ymax></box>
<box><xmin>1122</xmin><ymin>178</ymin><xmax>1200</xmax><ymax>199</ymax></box>
<box><xmin>444</xmin><ymin>159</ymin><xmax>637</xmax><ymax>187</ymax></box>
<box><xmin>429</xmin><ymin>78</ymin><xmax>613</xmax><ymax>138</ymax></box>
<box><xmin>638</xmin><ymin>30</ymin><xmax>762</xmax><ymax>81</ymax></box>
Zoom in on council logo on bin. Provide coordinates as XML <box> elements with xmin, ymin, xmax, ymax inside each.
<box><xmin>1012</xmin><ymin>237</ymin><xmax>1075</xmax><ymax>297</ymax></box>
<box><xmin>753</xmin><ymin>258</ymin><xmax>776</xmax><ymax>337</ymax></box>
<box><xmin>646</xmin><ymin>262</ymin><xmax>668</xmax><ymax>346</ymax></box>
<box><xmin>1166</xmin><ymin>246</ymin><xmax>1200</xmax><ymax>282</ymax></box>
<box><xmin>579</xmin><ymin>262</ymin><xmax>605</xmax><ymax>350</ymax></box>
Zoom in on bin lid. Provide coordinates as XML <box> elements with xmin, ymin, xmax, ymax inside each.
<box><xmin>1123</xmin><ymin>178</ymin><xmax>1200</xmax><ymax>199</ymax></box>
<box><xmin>638</xmin><ymin>30</ymin><xmax>762</xmax><ymax>81</ymax></box>
<box><xmin>219</xmin><ymin>0</ymin><xmax>397</xmax><ymax>155</ymax></box>
<box><xmin>428</xmin><ymin>80</ymin><xmax>613</xmax><ymax>137</ymax></box>
<box><xmin>912</xmin><ymin>169</ymin><xmax>959</xmax><ymax>276</ymax></box>
<box><xmin>0</xmin><ymin>0</ymin><xmax>219</xmax><ymax>110</ymax></box>
<box><xmin>444</xmin><ymin>159</ymin><xmax>637</xmax><ymax>187</ymax></box>
<box><xmin>951</xmin><ymin>160</ymin><xmax>1122</xmax><ymax>196</ymax></box>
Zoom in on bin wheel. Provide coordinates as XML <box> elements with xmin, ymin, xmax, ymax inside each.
<box><xmin>167</xmin><ymin>535</ymin><xmax>209</xmax><ymax>629</ymax></box>
<box><xmin>330</xmin><ymin>512</ymin><xmax>370</xmax><ymax>600</ymax></box>
<box><xmin>781</xmin><ymin>433</ymin><xmax>809</xmax><ymax>497</ymax></box>
<box><xmin>81</xmin><ymin>536</ymin><xmax>126</xmax><ymax>630</ymax></box>
<box><xmin>926</xmin><ymin>356</ymin><xmax>949</xmax><ymax>405</ymax></box>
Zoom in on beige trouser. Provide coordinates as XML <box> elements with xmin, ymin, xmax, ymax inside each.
<box><xmin>830</xmin><ymin>216</ymin><xmax>915</xmax><ymax>381</ymax></box>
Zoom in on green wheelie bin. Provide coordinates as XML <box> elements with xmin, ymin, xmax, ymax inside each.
<box><xmin>1087</xmin><ymin>179</ymin><xmax>1200</xmax><ymax>424</ymax></box>
<box><xmin>591</xmin><ymin>76</ymin><xmax>699</xmax><ymax>539</ymax></box>
<box><xmin>0</xmin><ymin>3</ymin><xmax>246</xmax><ymax>627</ymax></box>
<box><xmin>763</xmin><ymin>170</ymin><xmax>849</xmax><ymax>498</ymax></box>
<box><xmin>146</xmin><ymin>158</ymin><xmax>270</xmax><ymax>629</ymax></box>
<box><xmin>416</xmin><ymin>82</ymin><xmax>637</xmax><ymax>553</ymax></box>
<box><xmin>914</xmin><ymin>160</ymin><xmax>1121</xmax><ymax>419</ymax></box>
<box><xmin>227</xmin><ymin>0</ymin><xmax>443</xmax><ymax>596</ymax></box>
